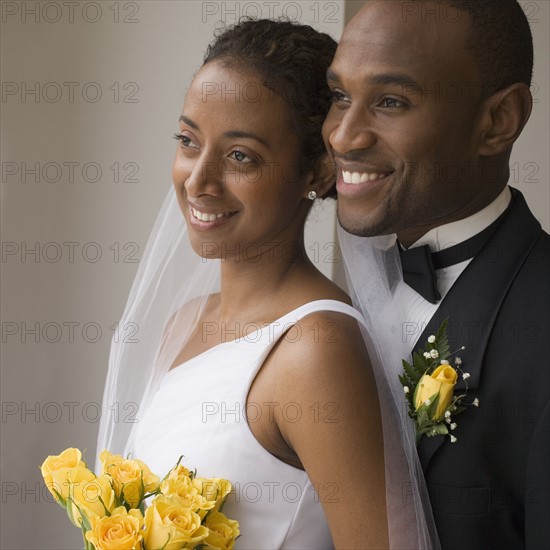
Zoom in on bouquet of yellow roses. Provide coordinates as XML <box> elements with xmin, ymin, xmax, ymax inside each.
<box><xmin>40</xmin><ymin>448</ymin><xmax>239</xmax><ymax>550</ymax></box>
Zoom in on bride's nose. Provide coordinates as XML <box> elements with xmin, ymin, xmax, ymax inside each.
<box><xmin>183</xmin><ymin>155</ymin><xmax>224</xmax><ymax>198</ymax></box>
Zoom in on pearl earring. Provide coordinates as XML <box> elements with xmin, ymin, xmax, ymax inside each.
<box><xmin>307</xmin><ymin>190</ymin><xmax>317</xmax><ymax>201</ymax></box>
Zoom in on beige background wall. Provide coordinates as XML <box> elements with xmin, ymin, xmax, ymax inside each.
<box><xmin>0</xmin><ymin>1</ymin><xmax>547</xmax><ymax>549</ymax></box>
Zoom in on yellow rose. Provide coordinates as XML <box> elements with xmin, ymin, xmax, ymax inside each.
<box><xmin>160</xmin><ymin>464</ymin><xmax>194</xmax><ymax>497</ymax></box>
<box><xmin>40</xmin><ymin>447</ymin><xmax>87</xmax><ymax>503</ymax></box>
<box><xmin>161</xmin><ymin>470</ymin><xmax>215</xmax><ymax>519</ymax></box>
<box><xmin>85</xmin><ymin>506</ymin><xmax>144</xmax><ymax>550</ymax></box>
<box><xmin>203</xmin><ymin>512</ymin><xmax>240</xmax><ymax>550</ymax></box>
<box><xmin>415</xmin><ymin>364</ymin><xmax>458</xmax><ymax>420</ymax></box>
<box><xmin>192</xmin><ymin>478</ymin><xmax>232</xmax><ymax>513</ymax></box>
<box><xmin>67</xmin><ymin>471</ymin><xmax>117</xmax><ymax>528</ymax></box>
<box><xmin>99</xmin><ymin>450</ymin><xmax>160</xmax><ymax>508</ymax></box>
<box><xmin>166</xmin><ymin>464</ymin><xmax>193</xmax><ymax>480</ymax></box>
<box><xmin>144</xmin><ymin>495</ymin><xmax>209</xmax><ymax>550</ymax></box>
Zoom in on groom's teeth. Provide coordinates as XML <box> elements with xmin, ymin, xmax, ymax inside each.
<box><xmin>342</xmin><ymin>170</ymin><xmax>389</xmax><ymax>184</ymax></box>
<box><xmin>191</xmin><ymin>207</ymin><xmax>232</xmax><ymax>222</ymax></box>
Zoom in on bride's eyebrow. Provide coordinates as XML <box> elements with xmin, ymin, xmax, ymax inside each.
<box><xmin>179</xmin><ymin>115</ymin><xmax>198</xmax><ymax>129</ymax></box>
<box><xmin>326</xmin><ymin>68</ymin><xmax>339</xmax><ymax>84</ymax></box>
<box><xmin>178</xmin><ymin>115</ymin><xmax>269</xmax><ymax>148</ymax></box>
<box><xmin>223</xmin><ymin>130</ymin><xmax>270</xmax><ymax>149</ymax></box>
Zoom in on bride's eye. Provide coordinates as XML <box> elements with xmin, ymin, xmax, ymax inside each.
<box><xmin>329</xmin><ymin>88</ymin><xmax>350</xmax><ymax>104</ymax></box>
<box><xmin>173</xmin><ymin>132</ymin><xmax>199</xmax><ymax>149</ymax></box>
<box><xmin>229</xmin><ymin>149</ymin><xmax>253</xmax><ymax>163</ymax></box>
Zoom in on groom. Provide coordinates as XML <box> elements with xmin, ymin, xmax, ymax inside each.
<box><xmin>323</xmin><ymin>0</ymin><xmax>549</xmax><ymax>548</ymax></box>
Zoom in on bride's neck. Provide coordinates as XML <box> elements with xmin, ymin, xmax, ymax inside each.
<box><xmin>217</xmin><ymin>244</ymin><xmax>313</xmax><ymax>323</ymax></box>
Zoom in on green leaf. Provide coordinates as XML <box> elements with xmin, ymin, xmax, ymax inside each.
<box><xmin>67</xmin><ymin>495</ymin><xmax>92</xmax><ymax>532</ymax></box>
<box><xmin>425</xmin><ymin>423</ymin><xmax>449</xmax><ymax>437</ymax></box>
<box><xmin>425</xmin><ymin>392</ymin><xmax>440</xmax><ymax>420</ymax></box>
<box><xmin>403</xmin><ymin>358</ymin><xmax>423</xmax><ymax>386</ymax></box>
<box><xmin>50</xmin><ymin>485</ymin><xmax>66</xmax><ymax>508</ymax></box>
<box><xmin>81</xmin><ymin>521</ymin><xmax>94</xmax><ymax>550</ymax></box>
<box><xmin>435</xmin><ymin>318</ymin><xmax>450</xmax><ymax>360</ymax></box>
<box><xmin>97</xmin><ymin>494</ymin><xmax>111</xmax><ymax>517</ymax></box>
<box><xmin>411</xmin><ymin>349</ymin><xmax>432</xmax><ymax>376</ymax></box>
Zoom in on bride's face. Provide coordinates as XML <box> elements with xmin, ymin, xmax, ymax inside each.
<box><xmin>173</xmin><ymin>61</ymin><xmax>311</xmax><ymax>260</ymax></box>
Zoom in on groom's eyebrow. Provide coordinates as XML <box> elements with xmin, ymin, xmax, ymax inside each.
<box><xmin>326</xmin><ymin>69</ymin><xmax>421</xmax><ymax>93</ymax></box>
<box><xmin>370</xmin><ymin>73</ymin><xmax>422</xmax><ymax>93</ymax></box>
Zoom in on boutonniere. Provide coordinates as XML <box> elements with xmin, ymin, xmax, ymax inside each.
<box><xmin>399</xmin><ymin>319</ymin><xmax>479</xmax><ymax>443</ymax></box>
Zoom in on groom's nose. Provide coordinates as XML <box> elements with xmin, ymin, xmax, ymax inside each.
<box><xmin>324</xmin><ymin>107</ymin><xmax>377</xmax><ymax>155</ymax></box>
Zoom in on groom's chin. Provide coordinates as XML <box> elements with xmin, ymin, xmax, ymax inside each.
<box><xmin>337</xmin><ymin>205</ymin><xmax>391</xmax><ymax>238</ymax></box>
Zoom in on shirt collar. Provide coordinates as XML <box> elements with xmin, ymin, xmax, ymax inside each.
<box><xmin>409</xmin><ymin>186</ymin><xmax>512</xmax><ymax>252</ymax></box>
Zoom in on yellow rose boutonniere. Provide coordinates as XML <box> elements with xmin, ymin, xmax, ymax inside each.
<box><xmin>399</xmin><ymin>319</ymin><xmax>479</xmax><ymax>443</ymax></box>
<box><xmin>414</xmin><ymin>364</ymin><xmax>458</xmax><ymax>421</ymax></box>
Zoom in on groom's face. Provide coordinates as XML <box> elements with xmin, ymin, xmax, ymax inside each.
<box><xmin>323</xmin><ymin>0</ymin><xmax>486</xmax><ymax>243</ymax></box>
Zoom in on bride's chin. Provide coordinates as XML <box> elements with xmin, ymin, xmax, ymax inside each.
<box><xmin>188</xmin><ymin>239</ymin><xmax>218</xmax><ymax>260</ymax></box>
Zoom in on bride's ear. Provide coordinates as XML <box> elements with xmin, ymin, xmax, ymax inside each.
<box><xmin>304</xmin><ymin>152</ymin><xmax>337</xmax><ymax>200</ymax></box>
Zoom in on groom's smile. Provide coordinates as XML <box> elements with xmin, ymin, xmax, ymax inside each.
<box><xmin>333</xmin><ymin>159</ymin><xmax>395</xmax><ymax>199</ymax></box>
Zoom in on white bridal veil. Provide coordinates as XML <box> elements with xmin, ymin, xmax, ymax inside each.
<box><xmin>97</xmin><ymin>184</ymin><xmax>439</xmax><ymax>548</ymax></box>
<box><xmin>97</xmin><ymin>188</ymin><xmax>220</xmax><ymax>459</ymax></box>
<box><xmin>337</xmin><ymin>226</ymin><xmax>440</xmax><ymax>549</ymax></box>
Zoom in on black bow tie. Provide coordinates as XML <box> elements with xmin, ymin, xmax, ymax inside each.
<box><xmin>398</xmin><ymin>212</ymin><xmax>506</xmax><ymax>303</ymax></box>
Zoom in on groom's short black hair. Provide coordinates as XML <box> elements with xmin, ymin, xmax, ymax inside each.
<box><xmin>440</xmin><ymin>0</ymin><xmax>534</xmax><ymax>96</ymax></box>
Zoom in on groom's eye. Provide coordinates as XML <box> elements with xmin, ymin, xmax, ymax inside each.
<box><xmin>378</xmin><ymin>97</ymin><xmax>406</xmax><ymax>108</ymax></box>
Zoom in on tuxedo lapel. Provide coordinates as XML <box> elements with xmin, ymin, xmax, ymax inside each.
<box><xmin>416</xmin><ymin>189</ymin><xmax>542</xmax><ymax>468</ymax></box>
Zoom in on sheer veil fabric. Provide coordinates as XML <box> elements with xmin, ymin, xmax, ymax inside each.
<box><xmin>337</xmin><ymin>225</ymin><xmax>440</xmax><ymax>549</ymax></box>
<box><xmin>97</xmin><ymin>188</ymin><xmax>220</xmax><ymax>459</ymax></box>
<box><xmin>97</xmin><ymin>186</ymin><xmax>439</xmax><ymax>549</ymax></box>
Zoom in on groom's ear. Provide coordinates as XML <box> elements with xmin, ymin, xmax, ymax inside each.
<box><xmin>477</xmin><ymin>83</ymin><xmax>532</xmax><ymax>156</ymax></box>
<box><xmin>305</xmin><ymin>152</ymin><xmax>337</xmax><ymax>199</ymax></box>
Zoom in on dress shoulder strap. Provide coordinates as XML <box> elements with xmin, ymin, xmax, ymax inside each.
<box><xmin>274</xmin><ymin>299</ymin><xmax>367</xmax><ymax>330</ymax></box>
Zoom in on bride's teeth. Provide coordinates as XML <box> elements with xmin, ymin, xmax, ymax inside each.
<box><xmin>342</xmin><ymin>170</ymin><xmax>389</xmax><ymax>184</ymax></box>
<box><xmin>191</xmin><ymin>207</ymin><xmax>231</xmax><ymax>222</ymax></box>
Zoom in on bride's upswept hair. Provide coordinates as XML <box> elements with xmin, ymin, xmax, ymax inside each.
<box><xmin>204</xmin><ymin>18</ymin><xmax>338</xmax><ymax>198</ymax></box>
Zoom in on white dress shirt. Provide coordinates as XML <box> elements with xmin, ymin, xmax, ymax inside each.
<box><xmin>396</xmin><ymin>186</ymin><xmax>512</xmax><ymax>350</ymax></box>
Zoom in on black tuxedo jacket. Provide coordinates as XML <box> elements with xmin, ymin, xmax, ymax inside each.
<box><xmin>414</xmin><ymin>189</ymin><xmax>549</xmax><ymax>549</ymax></box>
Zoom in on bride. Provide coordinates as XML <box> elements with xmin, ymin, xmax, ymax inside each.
<box><xmin>97</xmin><ymin>18</ymin><xmax>437</xmax><ymax>549</ymax></box>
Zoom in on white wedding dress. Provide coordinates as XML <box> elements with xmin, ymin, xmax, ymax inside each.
<box><xmin>132</xmin><ymin>299</ymin><xmax>367</xmax><ymax>549</ymax></box>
